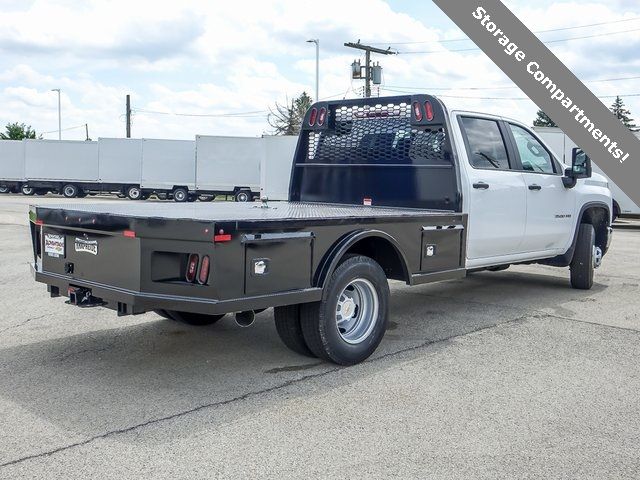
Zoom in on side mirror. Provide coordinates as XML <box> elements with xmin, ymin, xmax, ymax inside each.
<box><xmin>570</xmin><ymin>147</ymin><xmax>592</xmax><ymax>179</ymax></box>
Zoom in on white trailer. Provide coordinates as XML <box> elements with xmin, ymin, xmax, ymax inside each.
<box><xmin>0</xmin><ymin>140</ymin><xmax>26</xmax><ymax>193</ymax></box>
<box><xmin>141</xmin><ymin>139</ymin><xmax>196</xmax><ymax>202</ymax></box>
<box><xmin>535</xmin><ymin>126</ymin><xmax>640</xmax><ymax>218</ymax></box>
<box><xmin>260</xmin><ymin>135</ymin><xmax>298</xmax><ymax>201</ymax></box>
<box><xmin>195</xmin><ymin>135</ymin><xmax>262</xmax><ymax>202</ymax></box>
<box><xmin>23</xmin><ymin>139</ymin><xmax>98</xmax><ymax>197</ymax></box>
<box><xmin>98</xmin><ymin>138</ymin><xmax>144</xmax><ymax>199</ymax></box>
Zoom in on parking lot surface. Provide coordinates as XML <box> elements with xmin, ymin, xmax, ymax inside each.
<box><xmin>0</xmin><ymin>194</ymin><xmax>639</xmax><ymax>479</ymax></box>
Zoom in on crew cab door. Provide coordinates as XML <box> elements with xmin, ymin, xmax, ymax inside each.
<box><xmin>505</xmin><ymin>123</ymin><xmax>575</xmax><ymax>252</ymax></box>
<box><xmin>457</xmin><ymin>115</ymin><xmax>528</xmax><ymax>260</ymax></box>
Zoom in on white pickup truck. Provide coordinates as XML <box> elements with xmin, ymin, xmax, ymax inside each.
<box><xmin>30</xmin><ymin>95</ymin><xmax>613</xmax><ymax>365</ymax></box>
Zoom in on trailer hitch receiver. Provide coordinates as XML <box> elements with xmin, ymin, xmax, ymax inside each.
<box><xmin>66</xmin><ymin>286</ymin><xmax>107</xmax><ymax>308</ymax></box>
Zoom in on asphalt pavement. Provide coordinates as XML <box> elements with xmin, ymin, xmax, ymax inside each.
<box><xmin>0</xmin><ymin>194</ymin><xmax>638</xmax><ymax>479</ymax></box>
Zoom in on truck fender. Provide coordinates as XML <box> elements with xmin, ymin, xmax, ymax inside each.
<box><xmin>541</xmin><ymin>201</ymin><xmax>611</xmax><ymax>267</ymax></box>
<box><xmin>314</xmin><ymin>229</ymin><xmax>411</xmax><ymax>288</ymax></box>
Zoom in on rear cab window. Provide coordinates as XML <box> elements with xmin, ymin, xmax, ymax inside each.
<box><xmin>459</xmin><ymin>117</ymin><xmax>511</xmax><ymax>170</ymax></box>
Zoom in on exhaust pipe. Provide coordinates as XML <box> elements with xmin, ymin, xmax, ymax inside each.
<box><xmin>235</xmin><ymin>310</ymin><xmax>256</xmax><ymax>328</ymax></box>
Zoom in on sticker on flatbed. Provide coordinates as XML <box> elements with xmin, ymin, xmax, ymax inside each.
<box><xmin>44</xmin><ymin>234</ymin><xmax>65</xmax><ymax>258</ymax></box>
<box><xmin>75</xmin><ymin>237</ymin><xmax>98</xmax><ymax>255</ymax></box>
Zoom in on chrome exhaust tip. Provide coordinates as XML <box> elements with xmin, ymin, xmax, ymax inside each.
<box><xmin>235</xmin><ymin>310</ymin><xmax>256</xmax><ymax>327</ymax></box>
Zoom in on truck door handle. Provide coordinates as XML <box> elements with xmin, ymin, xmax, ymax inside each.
<box><xmin>473</xmin><ymin>182</ymin><xmax>489</xmax><ymax>190</ymax></box>
<box><xmin>528</xmin><ymin>184</ymin><xmax>542</xmax><ymax>191</ymax></box>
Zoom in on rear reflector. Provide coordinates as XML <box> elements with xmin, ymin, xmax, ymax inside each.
<box><xmin>186</xmin><ymin>254</ymin><xmax>199</xmax><ymax>283</ymax></box>
<box><xmin>198</xmin><ymin>255</ymin><xmax>210</xmax><ymax>285</ymax></box>
<box><xmin>308</xmin><ymin>107</ymin><xmax>318</xmax><ymax>126</ymax></box>
<box><xmin>123</xmin><ymin>230</ymin><xmax>136</xmax><ymax>238</ymax></box>
<box><xmin>424</xmin><ymin>101</ymin><xmax>434</xmax><ymax>121</ymax></box>
<box><xmin>214</xmin><ymin>234</ymin><xmax>232</xmax><ymax>242</ymax></box>
<box><xmin>413</xmin><ymin>102</ymin><xmax>423</xmax><ymax>121</ymax></box>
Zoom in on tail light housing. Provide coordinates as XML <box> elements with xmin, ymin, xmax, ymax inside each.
<box><xmin>198</xmin><ymin>255</ymin><xmax>210</xmax><ymax>285</ymax></box>
<box><xmin>424</xmin><ymin>101</ymin><xmax>434</xmax><ymax>121</ymax></box>
<box><xmin>308</xmin><ymin>107</ymin><xmax>318</xmax><ymax>126</ymax></box>
<box><xmin>185</xmin><ymin>254</ymin><xmax>199</xmax><ymax>283</ymax></box>
<box><xmin>412</xmin><ymin>101</ymin><xmax>423</xmax><ymax>121</ymax></box>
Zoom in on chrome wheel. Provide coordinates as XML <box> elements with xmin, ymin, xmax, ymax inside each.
<box><xmin>335</xmin><ymin>278</ymin><xmax>379</xmax><ymax>344</ymax></box>
<box><xmin>593</xmin><ymin>246</ymin><xmax>603</xmax><ymax>269</ymax></box>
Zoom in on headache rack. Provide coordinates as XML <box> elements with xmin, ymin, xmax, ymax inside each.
<box><xmin>289</xmin><ymin>95</ymin><xmax>461</xmax><ymax>212</ymax></box>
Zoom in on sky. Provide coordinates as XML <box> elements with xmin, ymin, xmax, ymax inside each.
<box><xmin>0</xmin><ymin>0</ymin><xmax>639</xmax><ymax>140</ymax></box>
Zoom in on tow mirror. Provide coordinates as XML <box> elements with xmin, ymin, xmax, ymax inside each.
<box><xmin>563</xmin><ymin>148</ymin><xmax>592</xmax><ymax>188</ymax></box>
<box><xmin>570</xmin><ymin>148</ymin><xmax>592</xmax><ymax>179</ymax></box>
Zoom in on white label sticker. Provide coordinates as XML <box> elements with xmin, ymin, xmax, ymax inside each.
<box><xmin>44</xmin><ymin>234</ymin><xmax>65</xmax><ymax>258</ymax></box>
<box><xmin>75</xmin><ymin>237</ymin><xmax>98</xmax><ymax>255</ymax></box>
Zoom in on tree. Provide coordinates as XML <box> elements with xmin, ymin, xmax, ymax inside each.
<box><xmin>0</xmin><ymin>122</ymin><xmax>39</xmax><ymax>140</ymax></box>
<box><xmin>533</xmin><ymin>110</ymin><xmax>557</xmax><ymax>128</ymax></box>
<box><xmin>610</xmin><ymin>96</ymin><xmax>636</xmax><ymax>129</ymax></box>
<box><xmin>268</xmin><ymin>92</ymin><xmax>313</xmax><ymax>136</ymax></box>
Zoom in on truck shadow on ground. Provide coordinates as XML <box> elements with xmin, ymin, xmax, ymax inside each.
<box><xmin>0</xmin><ymin>268</ymin><xmax>607</xmax><ymax>454</ymax></box>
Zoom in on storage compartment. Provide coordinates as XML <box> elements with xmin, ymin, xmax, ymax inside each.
<box><xmin>420</xmin><ymin>225</ymin><xmax>464</xmax><ymax>273</ymax></box>
<box><xmin>243</xmin><ymin>232</ymin><xmax>313</xmax><ymax>296</ymax></box>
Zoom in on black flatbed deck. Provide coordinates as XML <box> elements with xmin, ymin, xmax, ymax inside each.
<box><xmin>31</xmin><ymin>201</ymin><xmax>456</xmax><ymax>228</ymax></box>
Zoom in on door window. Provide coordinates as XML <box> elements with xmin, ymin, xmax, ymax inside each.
<box><xmin>460</xmin><ymin>117</ymin><xmax>511</xmax><ymax>170</ymax></box>
<box><xmin>509</xmin><ymin>124</ymin><xmax>556</xmax><ymax>174</ymax></box>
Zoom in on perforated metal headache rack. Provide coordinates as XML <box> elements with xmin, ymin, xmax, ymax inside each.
<box><xmin>290</xmin><ymin>95</ymin><xmax>461</xmax><ymax>212</ymax></box>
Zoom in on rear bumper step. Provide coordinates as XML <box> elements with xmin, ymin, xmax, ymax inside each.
<box><xmin>31</xmin><ymin>263</ymin><xmax>322</xmax><ymax>316</ymax></box>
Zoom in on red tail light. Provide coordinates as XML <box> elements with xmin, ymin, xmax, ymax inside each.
<box><xmin>413</xmin><ymin>102</ymin><xmax>423</xmax><ymax>121</ymax></box>
<box><xmin>123</xmin><ymin>230</ymin><xmax>136</xmax><ymax>238</ymax></box>
<box><xmin>185</xmin><ymin>254</ymin><xmax>199</xmax><ymax>283</ymax></box>
<box><xmin>308</xmin><ymin>107</ymin><xmax>318</xmax><ymax>126</ymax></box>
<box><xmin>424</xmin><ymin>101</ymin><xmax>434</xmax><ymax>121</ymax></box>
<box><xmin>198</xmin><ymin>255</ymin><xmax>210</xmax><ymax>285</ymax></box>
<box><xmin>318</xmin><ymin>107</ymin><xmax>327</xmax><ymax>126</ymax></box>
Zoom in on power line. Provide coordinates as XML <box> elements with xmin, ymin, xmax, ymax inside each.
<box><xmin>381</xmin><ymin>87</ymin><xmax>640</xmax><ymax>101</ymax></box>
<box><xmin>398</xmin><ymin>27</ymin><xmax>640</xmax><ymax>54</ymax></box>
<box><xmin>369</xmin><ymin>16</ymin><xmax>640</xmax><ymax>45</ymax></box>
<box><xmin>41</xmin><ymin>124</ymin><xmax>86</xmax><ymax>135</ymax></box>
<box><xmin>133</xmin><ymin>108</ymin><xmax>269</xmax><ymax>118</ymax></box>
<box><xmin>385</xmin><ymin>74</ymin><xmax>640</xmax><ymax>92</ymax></box>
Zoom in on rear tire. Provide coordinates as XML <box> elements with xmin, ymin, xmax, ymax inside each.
<box><xmin>62</xmin><ymin>184</ymin><xmax>78</xmax><ymax>198</ymax></box>
<box><xmin>300</xmin><ymin>255</ymin><xmax>389</xmax><ymax>365</ymax></box>
<box><xmin>274</xmin><ymin>305</ymin><xmax>316</xmax><ymax>357</ymax></box>
<box><xmin>126</xmin><ymin>185</ymin><xmax>142</xmax><ymax>200</ymax></box>
<box><xmin>0</xmin><ymin>186</ymin><xmax>9</xmax><ymax>194</ymax></box>
<box><xmin>163</xmin><ymin>310</ymin><xmax>226</xmax><ymax>326</ymax></box>
<box><xmin>21</xmin><ymin>185</ymin><xmax>35</xmax><ymax>196</ymax></box>
<box><xmin>173</xmin><ymin>187</ymin><xmax>188</xmax><ymax>203</ymax></box>
<box><xmin>570</xmin><ymin>224</ymin><xmax>595</xmax><ymax>290</ymax></box>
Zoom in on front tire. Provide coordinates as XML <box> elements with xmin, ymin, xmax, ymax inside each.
<box><xmin>162</xmin><ymin>310</ymin><xmax>226</xmax><ymax>326</ymax></box>
<box><xmin>274</xmin><ymin>305</ymin><xmax>316</xmax><ymax>357</ymax></box>
<box><xmin>300</xmin><ymin>255</ymin><xmax>389</xmax><ymax>365</ymax></box>
<box><xmin>21</xmin><ymin>185</ymin><xmax>35</xmax><ymax>196</ymax></box>
<box><xmin>570</xmin><ymin>224</ymin><xmax>596</xmax><ymax>290</ymax></box>
<box><xmin>126</xmin><ymin>185</ymin><xmax>142</xmax><ymax>200</ymax></box>
<box><xmin>234</xmin><ymin>190</ymin><xmax>251</xmax><ymax>202</ymax></box>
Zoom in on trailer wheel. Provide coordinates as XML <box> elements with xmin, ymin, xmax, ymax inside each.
<box><xmin>274</xmin><ymin>305</ymin><xmax>316</xmax><ymax>357</ymax></box>
<box><xmin>0</xmin><ymin>186</ymin><xmax>9</xmax><ymax>194</ymax></box>
<box><xmin>234</xmin><ymin>190</ymin><xmax>251</xmax><ymax>202</ymax></box>
<box><xmin>570</xmin><ymin>224</ymin><xmax>597</xmax><ymax>290</ymax></box>
<box><xmin>173</xmin><ymin>188</ymin><xmax>188</xmax><ymax>203</ymax></box>
<box><xmin>300</xmin><ymin>255</ymin><xmax>389</xmax><ymax>365</ymax></box>
<box><xmin>62</xmin><ymin>184</ymin><xmax>79</xmax><ymax>198</ymax></box>
<box><xmin>163</xmin><ymin>310</ymin><xmax>226</xmax><ymax>326</ymax></box>
<box><xmin>21</xmin><ymin>185</ymin><xmax>35</xmax><ymax>196</ymax></box>
<box><xmin>126</xmin><ymin>185</ymin><xmax>142</xmax><ymax>200</ymax></box>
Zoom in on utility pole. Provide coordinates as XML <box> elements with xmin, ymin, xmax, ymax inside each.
<box><xmin>85</xmin><ymin>123</ymin><xmax>90</xmax><ymax>141</ymax></box>
<box><xmin>125</xmin><ymin>94</ymin><xmax>132</xmax><ymax>138</ymax></box>
<box><xmin>51</xmin><ymin>89</ymin><xmax>61</xmax><ymax>140</ymax></box>
<box><xmin>306</xmin><ymin>39</ymin><xmax>320</xmax><ymax>101</ymax></box>
<box><xmin>344</xmin><ymin>41</ymin><xmax>396</xmax><ymax>98</ymax></box>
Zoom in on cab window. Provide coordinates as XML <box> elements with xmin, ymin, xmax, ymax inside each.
<box><xmin>460</xmin><ymin>117</ymin><xmax>511</xmax><ymax>170</ymax></box>
<box><xmin>509</xmin><ymin>124</ymin><xmax>556</xmax><ymax>174</ymax></box>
